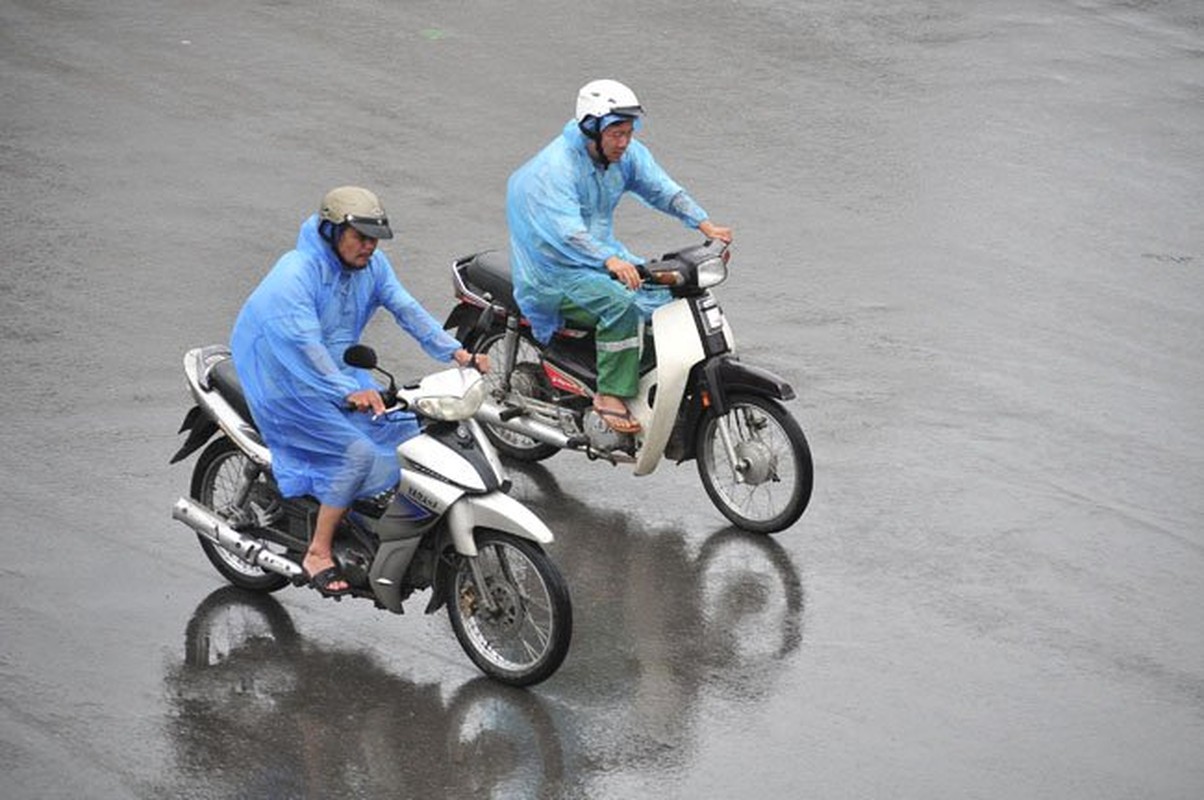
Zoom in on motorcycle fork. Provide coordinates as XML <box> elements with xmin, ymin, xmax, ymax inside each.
<box><xmin>464</xmin><ymin>541</ymin><xmax>528</xmax><ymax>617</ymax></box>
<box><xmin>713</xmin><ymin>404</ymin><xmax>774</xmax><ymax>484</ymax></box>
<box><xmin>496</xmin><ymin>316</ymin><xmax>522</xmax><ymax>394</ymax></box>
<box><xmin>466</xmin><ymin>551</ymin><xmax>500</xmax><ymax>614</ymax></box>
<box><xmin>714</xmin><ymin>415</ymin><xmax>747</xmax><ymax>484</ymax></box>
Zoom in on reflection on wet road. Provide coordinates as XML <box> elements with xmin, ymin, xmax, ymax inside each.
<box><xmin>158</xmin><ymin>512</ymin><xmax>803</xmax><ymax>799</ymax></box>
<box><xmin>3</xmin><ymin>0</ymin><xmax>1203</xmax><ymax>797</ymax></box>
<box><xmin>161</xmin><ymin>586</ymin><xmax>566</xmax><ymax>797</ymax></box>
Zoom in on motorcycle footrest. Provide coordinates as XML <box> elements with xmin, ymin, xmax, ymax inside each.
<box><xmin>498</xmin><ymin>405</ymin><xmax>526</xmax><ymax>422</ymax></box>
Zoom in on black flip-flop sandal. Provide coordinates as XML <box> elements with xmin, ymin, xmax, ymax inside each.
<box><xmin>305</xmin><ymin>565</ymin><xmax>352</xmax><ymax>597</ymax></box>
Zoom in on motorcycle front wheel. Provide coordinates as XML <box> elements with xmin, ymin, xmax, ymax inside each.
<box><xmin>696</xmin><ymin>393</ymin><xmax>813</xmax><ymax>534</ymax></box>
<box><xmin>469</xmin><ymin>330</ymin><xmax>560</xmax><ymax>462</ymax></box>
<box><xmin>445</xmin><ymin>530</ymin><xmax>572</xmax><ymax>687</ymax></box>
<box><xmin>191</xmin><ymin>437</ymin><xmax>290</xmax><ymax>592</ymax></box>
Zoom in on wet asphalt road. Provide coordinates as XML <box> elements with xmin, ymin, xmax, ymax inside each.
<box><xmin>2</xmin><ymin>0</ymin><xmax>1203</xmax><ymax>797</ymax></box>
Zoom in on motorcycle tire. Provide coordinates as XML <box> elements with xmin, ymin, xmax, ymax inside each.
<box><xmin>469</xmin><ymin>330</ymin><xmax>560</xmax><ymax>462</ymax></box>
<box><xmin>695</xmin><ymin>393</ymin><xmax>813</xmax><ymax>534</ymax></box>
<box><xmin>191</xmin><ymin>436</ymin><xmax>290</xmax><ymax>592</ymax></box>
<box><xmin>445</xmin><ymin>529</ymin><xmax>572</xmax><ymax>687</ymax></box>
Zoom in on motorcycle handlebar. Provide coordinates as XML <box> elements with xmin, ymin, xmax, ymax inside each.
<box><xmin>621</xmin><ymin>238</ymin><xmax>728</xmax><ymax>285</ymax></box>
<box><xmin>346</xmin><ymin>390</ymin><xmax>405</xmax><ymax>414</ymax></box>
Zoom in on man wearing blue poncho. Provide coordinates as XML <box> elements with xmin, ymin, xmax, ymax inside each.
<box><xmin>231</xmin><ymin>186</ymin><xmax>485</xmax><ymax>596</ymax></box>
<box><xmin>507</xmin><ymin>79</ymin><xmax>732</xmax><ymax>434</ymax></box>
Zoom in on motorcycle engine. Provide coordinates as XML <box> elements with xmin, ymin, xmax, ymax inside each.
<box><xmin>584</xmin><ymin>409</ymin><xmax>635</xmax><ymax>454</ymax></box>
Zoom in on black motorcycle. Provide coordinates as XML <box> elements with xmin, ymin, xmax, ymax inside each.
<box><xmin>445</xmin><ymin>240</ymin><xmax>813</xmax><ymax>533</ymax></box>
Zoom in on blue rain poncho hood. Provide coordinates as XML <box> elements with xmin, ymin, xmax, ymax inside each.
<box><xmin>230</xmin><ymin>215</ymin><xmax>461</xmax><ymax>506</ymax></box>
<box><xmin>506</xmin><ymin>120</ymin><xmax>709</xmax><ymax>343</ymax></box>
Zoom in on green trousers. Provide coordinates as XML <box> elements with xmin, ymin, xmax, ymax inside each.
<box><xmin>559</xmin><ymin>281</ymin><xmax>643</xmax><ymax>398</ymax></box>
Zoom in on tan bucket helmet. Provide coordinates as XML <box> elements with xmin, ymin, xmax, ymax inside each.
<box><xmin>319</xmin><ymin>186</ymin><xmax>393</xmax><ymax>240</ymax></box>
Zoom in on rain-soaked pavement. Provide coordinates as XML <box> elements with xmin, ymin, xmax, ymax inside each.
<box><xmin>2</xmin><ymin>0</ymin><xmax>1202</xmax><ymax>797</ymax></box>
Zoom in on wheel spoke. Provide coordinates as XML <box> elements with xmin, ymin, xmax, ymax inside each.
<box><xmin>473</xmin><ymin>333</ymin><xmax>562</xmax><ymax>462</ymax></box>
<box><xmin>697</xmin><ymin>396</ymin><xmax>811</xmax><ymax>532</ymax></box>
<box><xmin>201</xmin><ymin>447</ymin><xmax>275</xmax><ymax>577</ymax></box>
<box><xmin>451</xmin><ymin>535</ymin><xmax>566</xmax><ymax>680</ymax></box>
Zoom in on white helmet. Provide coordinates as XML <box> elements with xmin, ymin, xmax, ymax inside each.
<box><xmin>575</xmin><ymin>79</ymin><xmax>644</xmax><ymax>127</ymax></box>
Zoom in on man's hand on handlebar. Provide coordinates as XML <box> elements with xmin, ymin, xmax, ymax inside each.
<box><xmin>698</xmin><ymin>220</ymin><xmax>733</xmax><ymax>244</ymax></box>
<box><xmin>346</xmin><ymin>389</ymin><xmax>386</xmax><ymax>415</ymax></box>
<box><xmin>605</xmin><ymin>255</ymin><xmax>643</xmax><ymax>290</ymax></box>
<box><xmin>453</xmin><ymin>348</ymin><xmax>491</xmax><ymax>372</ymax></box>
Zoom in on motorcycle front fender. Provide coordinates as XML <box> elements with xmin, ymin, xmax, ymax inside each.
<box><xmin>423</xmin><ymin>492</ymin><xmax>556</xmax><ymax>616</ymax></box>
<box><xmin>703</xmin><ymin>355</ymin><xmax>796</xmax><ymax>413</ymax></box>
<box><xmin>445</xmin><ymin>492</ymin><xmax>555</xmax><ymax>558</ymax></box>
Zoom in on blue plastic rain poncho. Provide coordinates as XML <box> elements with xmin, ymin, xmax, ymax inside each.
<box><xmin>507</xmin><ymin>120</ymin><xmax>710</xmax><ymax>343</ymax></box>
<box><xmin>230</xmin><ymin>215</ymin><xmax>461</xmax><ymax>507</ymax></box>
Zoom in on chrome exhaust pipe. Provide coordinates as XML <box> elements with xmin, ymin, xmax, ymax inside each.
<box><xmin>477</xmin><ymin>401</ymin><xmax>579</xmax><ymax>449</ymax></box>
<box><xmin>172</xmin><ymin>497</ymin><xmax>304</xmax><ymax>579</ymax></box>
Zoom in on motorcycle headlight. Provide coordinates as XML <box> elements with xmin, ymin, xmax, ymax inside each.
<box><xmin>696</xmin><ymin>256</ymin><xmax>728</xmax><ymax>289</ymax></box>
<box><xmin>414</xmin><ymin>373</ymin><xmax>486</xmax><ymax>421</ymax></box>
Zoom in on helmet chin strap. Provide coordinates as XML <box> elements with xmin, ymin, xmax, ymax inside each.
<box><xmin>579</xmin><ymin>119</ymin><xmax>611</xmax><ymax>169</ymax></box>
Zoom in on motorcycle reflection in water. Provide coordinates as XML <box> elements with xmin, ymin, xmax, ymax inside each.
<box><xmin>493</xmin><ymin>460</ymin><xmax>805</xmax><ymax>774</ymax></box>
<box><xmin>157</xmin><ymin>506</ymin><xmax>803</xmax><ymax>797</ymax></box>
<box><xmin>159</xmin><ymin>586</ymin><xmax>566</xmax><ymax>799</ymax></box>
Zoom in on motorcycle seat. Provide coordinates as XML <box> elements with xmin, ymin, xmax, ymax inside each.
<box><xmin>463</xmin><ymin>251</ymin><xmax>605</xmax><ymax>336</ymax></box>
<box><xmin>209</xmin><ymin>357</ymin><xmax>257</xmax><ymax>430</ymax></box>
<box><xmin>464</xmin><ymin>251</ymin><xmax>522</xmax><ymax>315</ymax></box>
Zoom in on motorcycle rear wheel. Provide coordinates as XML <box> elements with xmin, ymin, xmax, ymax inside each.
<box><xmin>191</xmin><ymin>437</ymin><xmax>290</xmax><ymax>592</ymax></box>
<box><xmin>696</xmin><ymin>393</ymin><xmax>813</xmax><ymax>534</ymax></box>
<box><xmin>470</xmin><ymin>330</ymin><xmax>560</xmax><ymax>462</ymax></box>
<box><xmin>446</xmin><ymin>530</ymin><xmax>572</xmax><ymax>687</ymax></box>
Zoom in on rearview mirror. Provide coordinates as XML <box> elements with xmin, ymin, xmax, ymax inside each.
<box><xmin>343</xmin><ymin>344</ymin><xmax>378</xmax><ymax>370</ymax></box>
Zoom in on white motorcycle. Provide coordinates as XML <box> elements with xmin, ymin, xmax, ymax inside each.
<box><xmin>444</xmin><ymin>240</ymin><xmax>813</xmax><ymax>534</ymax></box>
<box><xmin>169</xmin><ymin>343</ymin><xmax>572</xmax><ymax>686</ymax></box>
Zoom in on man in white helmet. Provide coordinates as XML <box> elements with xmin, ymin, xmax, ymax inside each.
<box><xmin>230</xmin><ymin>186</ymin><xmax>487</xmax><ymax>596</ymax></box>
<box><xmin>506</xmin><ymin>79</ymin><xmax>732</xmax><ymax>434</ymax></box>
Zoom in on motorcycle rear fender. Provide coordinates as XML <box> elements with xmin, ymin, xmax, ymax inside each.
<box><xmin>444</xmin><ymin>302</ymin><xmax>484</xmax><ymax>341</ymax></box>
<box><xmin>175</xmin><ymin>347</ymin><xmax>272</xmax><ymax>467</ymax></box>
<box><xmin>170</xmin><ymin>405</ymin><xmax>219</xmax><ymax>464</ymax></box>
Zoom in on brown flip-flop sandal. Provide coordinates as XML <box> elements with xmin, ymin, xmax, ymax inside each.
<box><xmin>594</xmin><ymin>405</ymin><xmax>642</xmax><ymax>434</ymax></box>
